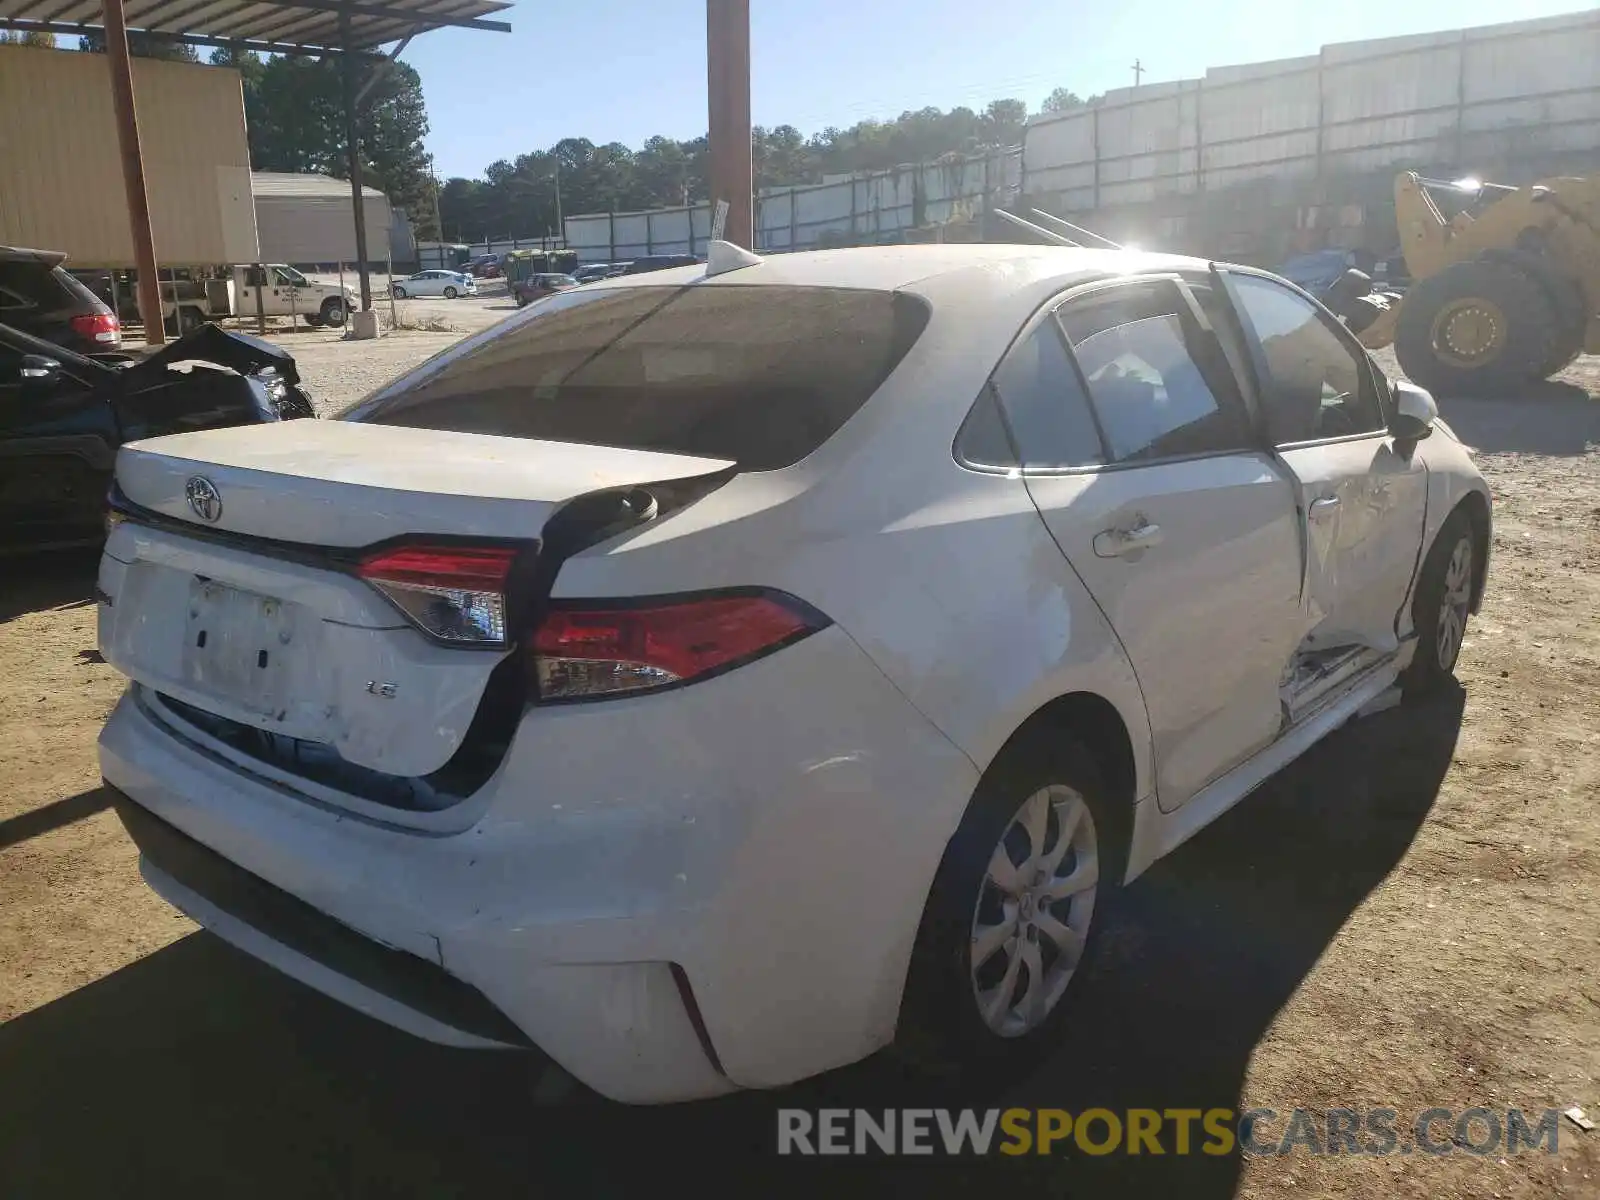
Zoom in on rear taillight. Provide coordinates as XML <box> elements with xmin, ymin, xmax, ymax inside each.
<box><xmin>529</xmin><ymin>591</ymin><xmax>829</xmax><ymax>701</ymax></box>
<box><xmin>70</xmin><ymin>312</ymin><xmax>121</xmax><ymax>345</ymax></box>
<box><xmin>357</xmin><ymin>544</ymin><xmax>520</xmax><ymax>646</ymax></box>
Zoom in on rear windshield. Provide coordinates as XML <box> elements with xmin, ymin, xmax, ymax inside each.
<box><xmin>343</xmin><ymin>285</ymin><xmax>929</xmax><ymax>470</ymax></box>
<box><xmin>0</xmin><ymin>261</ymin><xmax>103</xmax><ymax>314</ymax></box>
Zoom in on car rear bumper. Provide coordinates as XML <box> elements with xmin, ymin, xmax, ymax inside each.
<box><xmin>98</xmin><ymin>625</ymin><xmax>979</xmax><ymax>1103</ymax></box>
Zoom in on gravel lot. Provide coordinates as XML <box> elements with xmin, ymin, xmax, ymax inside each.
<box><xmin>0</xmin><ymin>332</ymin><xmax>1596</xmax><ymax>1199</ymax></box>
<box><xmin>251</xmin><ymin>277</ymin><xmax>518</xmax><ymax>413</ymax></box>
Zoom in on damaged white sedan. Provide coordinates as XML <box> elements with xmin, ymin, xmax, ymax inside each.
<box><xmin>96</xmin><ymin>242</ymin><xmax>1489</xmax><ymax>1103</ymax></box>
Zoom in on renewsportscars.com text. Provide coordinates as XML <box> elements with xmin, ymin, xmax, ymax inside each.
<box><xmin>776</xmin><ymin>1107</ymin><xmax>1564</xmax><ymax>1157</ymax></box>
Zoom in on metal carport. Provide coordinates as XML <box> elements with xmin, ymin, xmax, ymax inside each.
<box><xmin>0</xmin><ymin>0</ymin><xmax>511</xmax><ymax>343</ymax></box>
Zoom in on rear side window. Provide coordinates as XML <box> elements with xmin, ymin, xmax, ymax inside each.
<box><xmin>1057</xmin><ymin>283</ymin><xmax>1251</xmax><ymax>464</ymax></box>
<box><xmin>989</xmin><ymin>320</ymin><xmax>1103</xmax><ymax>469</ymax></box>
<box><xmin>346</xmin><ymin>286</ymin><xmax>929</xmax><ymax>471</ymax></box>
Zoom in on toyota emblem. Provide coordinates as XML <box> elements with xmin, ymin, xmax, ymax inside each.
<box><xmin>185</xmin><ymin>476</ymin><xmax>223</xmax><ymax>523</ymax></box>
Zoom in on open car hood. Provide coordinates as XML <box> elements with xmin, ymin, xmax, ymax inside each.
<box><xmin>121</xmin><ymin>325</ymin><xmax>303</xmax><ymax>389</ymax></box>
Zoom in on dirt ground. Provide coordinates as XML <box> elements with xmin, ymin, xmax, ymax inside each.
<box><xmin>0</xmin><ymin>339</ymin><xmax>1595</xmax><ymax>1199</ymax></box>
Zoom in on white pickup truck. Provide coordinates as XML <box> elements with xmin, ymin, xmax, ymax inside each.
<box><xmin>160</xmin><ymin>265</ymin><xmax>357</xmax><ymax>332</ymax></box>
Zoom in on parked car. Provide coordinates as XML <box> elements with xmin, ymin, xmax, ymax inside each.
<box><xmin>391</xmin><ymin>270</ymin><xmax>476</xmax><ymax>299</ymax></box>
<box><xmin>511</xmin><ymin>272</ymin><xmax>578</xmax><ymax>307</ymax></box>
<box><xmin>1</xmin><ymin>245</ymin><xmax>121</xmax><ymax>355</ymax></box>
<box><xmin>622</xmin><ymin>253</ymin><xmax>701</xmax><ymax>275</ymax></box>
<box><xmin>572</xmin><ymin>263</ymin><xmax>615</xmax><ymax>284</ymax></box>
<box><xmin>1</xmin><ymin>321</ymin><xmax>313</xmax><ymax>552</ymax></box>
<box><xmin>466</xmin><ymin>254</ymin><xmax>500</xmax><ymax>278</ymax></box>
<box><xmin>97</xmin><ymin>244</ymin><xmax>1488</xmax><ymax>1105</ymax></box>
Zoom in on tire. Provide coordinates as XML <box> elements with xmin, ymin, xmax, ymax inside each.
<box><xmin>319</xmin><ymin>298</ymin><xmax>347</xmax><ymax>328</ymax></box>
<box><xmin>392</xmin><ymin>286</ymin><xmax>407</xmax><ymax>300</ymax></box>
<box><xmin>1403</xmin><ymin>510</ymin><xmax>1478</xmax><ymax>698</ymax></box>
<box><xmin>177</xmin><ymin>306</ymin><xmax>207</xmax><ymax>334</ymax></box>
<box><xmin>894</xmin><ymin>735</ymin><xmax>1123</xmax><ymax>1081</ymax></box>
<box><xmin>1394</xmin><ymin>258</ymin><xmax>1558</xmax><ymax>396</ymax></box>
<box><xmin>1490</xmin><ymin>244</ymin><xmax>1588</xmax><ymax>377</ymax></box>
<box><xmin>444</xmin><ymin>286</ymin><xmax>458</xmax><ymax>299</ymax></box>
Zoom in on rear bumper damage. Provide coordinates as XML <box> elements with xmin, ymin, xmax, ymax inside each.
<box><xmin>98</xmin><ymin>625</ymin><xmax>979</xmax><ymax>1104</ymax></box>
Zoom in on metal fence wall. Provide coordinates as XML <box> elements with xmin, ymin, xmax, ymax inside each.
<box><xmin>1021</xmin><ymin>10</ymin><xmax>1600</xmax><ymax>258</ymax></box>
<box><xmin>563</xmin><ymin>150</ymin><xmax>1021</xmax><ymax>263</ymax></box>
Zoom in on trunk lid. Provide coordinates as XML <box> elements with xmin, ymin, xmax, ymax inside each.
<box><xmin>100</xmin><ymin>420</ymin><xmax>734</xmax><ymax>791</ymax></box>
<box><xmin>113</xmin><ymin>419</ymin><xmax>734</xmax><ymax>546</ymax></box>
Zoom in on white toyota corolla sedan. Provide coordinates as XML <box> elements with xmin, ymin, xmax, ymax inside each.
<box><xmin>391</xmin><ymin>269</ymin><xmax>476</xmax><ymax>299</ymax></box>
<box><xmin>96</xmin><ymin>242</ymin><xmax>1490</xmax><ymax>1104</ymax></box>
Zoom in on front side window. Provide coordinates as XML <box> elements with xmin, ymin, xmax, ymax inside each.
<box><xmin>342</xmin><ymin>285</ymin><xmax>929</xmax><ymax>471</ymax></box>
<box><xmin>1057</xmin><ymin>282</ymin><xmax>1251</xmax><ymax>464</ymax></box>
<box><xmin>1226</xmin><ymin>273</ymin><xmax>1386</xmax><ymax>445</ymax></box>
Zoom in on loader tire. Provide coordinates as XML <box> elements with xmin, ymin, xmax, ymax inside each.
<box><xmin>1394</xmin><ymin>258</ymin><xmax>1557</xmax><ymax>397</ymax></box>
<box><xmin>1482</xmin><ymin>247</ymin><xmax>1587</xmax><ymax>377</ymax></box>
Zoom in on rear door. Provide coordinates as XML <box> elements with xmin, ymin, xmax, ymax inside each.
<box><xmin>1215</xmin><ymin>269</ymin><xmax>1428</xmax><ymax>657</ymax></box>
<box><xmin>1003</xmin><ymin>276</ymin><xmax>1305</xmax><ymax>811</ymax></box>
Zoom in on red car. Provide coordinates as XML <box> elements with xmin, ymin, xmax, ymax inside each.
<box><xmin>512</xmin><ymin>272</ymin><xmax>578</xmax><ymax>307</ymax></box>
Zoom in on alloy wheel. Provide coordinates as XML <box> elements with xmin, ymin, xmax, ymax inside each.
<box><xmin>969</xmin><ymin>784</ymin><xmax>1099</xmax><ymax>1037</ymax></box>
<box><xmin>1437</xmin><ymin>535</ymin><xmax>1473</xmax><ymax>669</ymax></box>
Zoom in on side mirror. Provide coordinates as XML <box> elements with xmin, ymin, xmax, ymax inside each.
<box><xmin>1390</xmin><ymin>379</ymin><xmax>1436</xmax><ymax>444</ymax></box>
<box><xmin>20</xmin><ymin>354</ymin><xmax>61</xmax><ymax>395</ymax></box>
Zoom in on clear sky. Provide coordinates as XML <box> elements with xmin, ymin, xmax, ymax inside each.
<box><xmin>404</xmin><ymin>0</ymin><xmax>1596</xmax><ymax>180</ymax></box>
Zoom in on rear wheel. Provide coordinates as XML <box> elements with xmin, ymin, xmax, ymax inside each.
<box><xmin>1395</xmin><ymin>258</ymin><xmax>1557</xmax><ymax>395</ymax></box>
<box><xmin>895</xmin><ymin>736</ymin><xmax>1120</xmax><ymax>1081</ymax></box>
<box><xmin>1403</xmin><ymin>511</ymin><xmax>1477</xmax><ymax>697</ymax></box>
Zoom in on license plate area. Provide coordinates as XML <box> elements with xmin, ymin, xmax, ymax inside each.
<box><xmin>182</xmin><ymin>579</ymin><xmax>298</xmax><ymax>715</ymax></box>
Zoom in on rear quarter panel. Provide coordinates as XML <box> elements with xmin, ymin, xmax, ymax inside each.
<box><xmin>552</xmin><ymin>461</ymin><xmax>1156</xmax><ymax>803</ymax></box>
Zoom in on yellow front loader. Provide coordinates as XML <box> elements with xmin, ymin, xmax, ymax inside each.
<box><xmin>1356</xmin><ymin>171</ymin><xmax>1600</xmax><ymax>394</ymax></box>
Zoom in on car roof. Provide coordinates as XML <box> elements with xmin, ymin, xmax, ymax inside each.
<box><xmin>583</xmin><ymin>243</ymin><xmax>1212</xmax><ymax>339</ymax></box>
<box><xmin>593</xmin><ymin>243</ymin><xmax>1200</xmax><ymax>290</ymax></box>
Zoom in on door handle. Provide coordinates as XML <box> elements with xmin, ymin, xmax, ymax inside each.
<box><xmin>1094</xmin><ymin>520</ymin><xmax>1163</xmax><ymax>558</ymax></box>
<box><xmin>1308</xmin><ymin>495</ymin><xmax>1341</xmax><ymax>522</ymax></box>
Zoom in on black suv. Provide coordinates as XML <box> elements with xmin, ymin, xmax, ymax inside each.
<box><xmin>0</xmin><ymin>246</ymin><xmax>122</xmax><ymax>355</ymax></box>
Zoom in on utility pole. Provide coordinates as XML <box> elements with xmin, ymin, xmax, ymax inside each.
<box><xmin>101</xmin><ymin>0</ymin><xmax>164</xmax><ymax>345</ymax></box>
<box><xmin>1131</xmin><ymin>59</ymin><xmax>1145</xmax><ymax>87</ymax></box>
<box><xmin>706</xmin><ymin>0</ymin><xmax>753</xmax><ymax>248</ymax></box>
<box><xmin>429</xmin><ymin>154</ymin><xmax>445</xmax><ymax>244</ymax></box>
<box><xmin>339</xmin><ymin>9</ymin><xmax>373</xmax><ymax>312</ymax></box>
<box><xmin>553</xmin><ymin>159</ymin><xmax>563</xmax><ymax>243</ymax></box>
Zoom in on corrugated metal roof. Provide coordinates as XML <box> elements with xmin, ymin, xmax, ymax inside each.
<box><xmin>252</xmin><ymin>171</ymin><xmax>385</xmax><ymax>200</ymax></box>
<box><xmin>0</xmin><ymin>0</ymin><xmax>510</xmax><ymax>53</ymax></box>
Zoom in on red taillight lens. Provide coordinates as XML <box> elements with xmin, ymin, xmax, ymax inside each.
<box><xmin>70</xmin><ymin>312</ymin><xmax>121</xmax><ymax>345</ymax></box>
<box><xmin>530</xmin><ymin>592</ymin><xmax>827</xmax><ymax>700</ymax></box>
<box><xmin>357</xmin><ymin>544</ymin><xmax>519</xmax><ymax>645</ymax></box>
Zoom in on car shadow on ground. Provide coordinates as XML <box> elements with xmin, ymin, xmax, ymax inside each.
<box><xmin>1436</xmin><ymin>383</ymin><xmax>1598</xmax><ymax>456</ymax></box>
<box><xmin>0</xmin><ymin>687</ymin><xmax>1464</xmax><ymax>1199</ymax></box>
<box><xmin>0</xmin><ymin>548</ymin><xmax>100</xmax><ymax>625</ymax></box>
